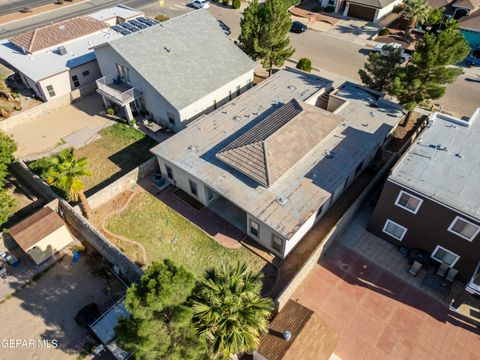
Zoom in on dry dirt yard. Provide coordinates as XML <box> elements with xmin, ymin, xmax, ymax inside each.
<box><xmin>0</xmin><ymin>249</ymin><xmax>125</xmax><ymax>360</ymax></box>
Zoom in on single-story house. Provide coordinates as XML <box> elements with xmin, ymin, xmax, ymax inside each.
<box><xmin>254</xmin><ymin>300</ymin><xmax>337</xmax><ymax>360</ymax></box>
<box><xmin>151</xmin><ymin>68</ymin><xmax>403</xmax><ymax>258</ymax></box>
<box><xmin>93</xmin><ymin>10</ymin><xmax>256</xmax><ymax>131</ymax></box>
<box><xmin>0</xmin><ymin>6</ymin><xmax>143</xmax><ymax>102</ymax></box>
<box><xmin>320</xmin><ymin>0</ymin><xmax>403</xmax><ymax>22</ymax></box>
<box><xmin>9</xmin><ymin>207</ymin><xmax>76</xmax><ymax>265</ymax></box>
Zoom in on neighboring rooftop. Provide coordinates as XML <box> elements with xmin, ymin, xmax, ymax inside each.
<box><xmin>216</xmin><ymin>99</ymin><xmax>345</xmax><ymax>187</ymax></box>
<box><xmin>256</xmin><ymin>300</ymin><xmax>337</xmax><ymax>360</ymax></box>
<box><xmin>453</xmin><ymin>0</ymin><xmax>480</xmax><ymax>9</ymax></box>
<box><xmin>102</xmin><ymin>10</ymin><xmax>256</xmax><ymax>110</ymax></box>
<box><xmin>151</xmin><ymin>69</ymin><xmax>402</xmax><ymax>239</ymax></box>
<box><xmin>10</xmin><ymin>16</ymin><xmax>108</xmax><ymax>54</ymax></box>
<box><xmin>346</xmin><ymin>0</ymin><xmax>398</xmax><ymax>9</ymax></box>
<box><xmin>390</xmin><ymin>108</ymin><xmax>480</xmax><ymax>219</ymax></box>
<box><xmin>88</xmin><ymin>4</ymin><xmax>143</xmax><ymax>23</ymax></box>
<box><xmin>0</xmin><ymin>28</ymin><xmax>121</xmax><ymax>81</ymax></box>
<box><xmin>458</xmin><ymin>9</ymin><xmax>480</xmax><ymax>30</ymax></box>
<box><xmin>9</xmin><ymin>207</ymin><xmax>64</xmax><ymax>251</ymax></box>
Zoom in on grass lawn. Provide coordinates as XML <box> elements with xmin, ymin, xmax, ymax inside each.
<box><xmin>76</xmin><ymin>123</ymin><xmax>157</xmax><ymax>194</ymax></box>
<box><xmin>105</xmin><ymin>191</ymin><xmax>266</xmax><ymax>277</ymax></box>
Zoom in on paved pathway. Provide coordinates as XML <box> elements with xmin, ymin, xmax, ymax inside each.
<box><xmin>293</xmin><ymin>244</ymin><xmax>480</xmax><ymax>360</ymax></box>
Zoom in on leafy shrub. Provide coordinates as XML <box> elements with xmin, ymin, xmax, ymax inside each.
<box><xmin>106</xmin><ymin>107</ymin><xmax>115</xmax><ymax>116</ymax></box>
<box><xmin>155</xmin><ymin>14</ymin><xmax>170</xmax><ymax>22</ymax></box>
<box><xmin>222</xmin><ymin>0</ymin><xmax>230</xmax><ymax>5</ymax></box>
<box><xmin>324</xmin><ymin>5</ymin><xmax>335</xmax><ymax>12</ymax></box>
<box><xmin>312</xmin><ymin>6</ymin><xmax>322</xmax><ymax>12</ymax></box>
<box><xmin>379</xmin><ymin>28</ymin><xmax>390</xmax><ymax>36</ymax></box>
<box><xmin>296</xmin><ymin>58</ymin><xmax>312</xmax><ymax>72</ymax></box>
<box><xmin>233</xmin><ymin>0</ymin><xmax>241</xmax><ymax>9</ymax></box>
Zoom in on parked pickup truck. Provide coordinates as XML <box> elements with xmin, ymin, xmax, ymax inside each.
<box><xmin>372</xmin><ymin>42</ymin><xmax>412</xmax><ymax>63</ymax></box>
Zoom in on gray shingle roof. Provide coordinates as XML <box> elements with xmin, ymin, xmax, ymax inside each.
<box><xmin>216</xmin><ymin>99</ymin><xmax>344</xmax><ymax>187</ymax></box>
<box><xmin>105</xmin><ymin>10</ymin><xmax>256</xmax><ymax>110</ymax></box>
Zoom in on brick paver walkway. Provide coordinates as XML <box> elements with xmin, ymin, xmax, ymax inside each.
<box><xmin>293</xmin><ymin>244</ymin><xmax>480</xmax><ymax>360</ymax></box>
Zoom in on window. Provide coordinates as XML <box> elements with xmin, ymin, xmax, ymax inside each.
<box><xmin>82</xmin><ymin>70</ymin><xmax>90</xmax><ymax>77</ymax></box>
<box><xmin>394</xmin><ymin>190</ymin><xmax>423</xmax><ymax>214</ymax></box>
<box><xmin>382</xmin><ymin>219</ymin><xmax>407</xmax><ymax>241</ymax></box>
<box><xmin>46</xmin><ymin>85</ymin><xmax>55</xmax><ymax>97</ymax></box>
<box><xmin>229</xmin><ymin>90</ymin><xmax>232</xmax><ymax>101</ymax></box>
<box><xmin>249</xmin><ymin>219</ymin><xmax>259</xmax><ymax>238</ymax></box>
<box><xmin>236</xmin><ymin>85</ymin><xmax>241</xmax><ymax>97</ymax></box>
<box><xmin>72</xmin><ymin>75</ymin><xmax>80</xmax><ymax>88</ymax></box>
<box><xmin>328</xmin><ymin>0</ymin><xmax>335</xmax><ymax>5</ymax></box>
<box><xmin>213</xmin><ymin>99</ymin><xmax>217</xmax><ymax>110</ymax></box>
<box><xmin>206</xmin><ymin>187</ymin><xmax>215</xmax><ymax>202</ymax></box>
<box><xmin>431</xmin><ymin>245</ymin><xmax>460</xmax><ymax>267</ymax></box>
<box><xmin>448</xmin><ymin>216</ymin><xmax>480</xmax><ymax>241</ymax></box>
<box><xmin>167</xmin><ymin>112</ymin><xmax>175</xmax><ymax>125</ymax></box>
<box><xmin>165</xmin><ymin>165</ymin><xmax>173</xmax><ymax>180</ymax></box>
<box><xmin>189</xmin><ymin>180</ymin><xmax>198</xmax><ymax>197</ymax></box>
<box><xmin>272</xmin><ymin>235</ymin><xmax>283</xmax><ymax>252</ymax></box>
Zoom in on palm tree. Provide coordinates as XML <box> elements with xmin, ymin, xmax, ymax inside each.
<box><xmin>192</xmin><ymin>263</ymin><xmax>273</xmax><ymax>359</ymax></box>
<box><xmin>46</xmin><ymin>148</ymin><xmax>93</xmax><ymax>218</ymax></box>
<box><xmin>404</xmin><ymin>0</ymin><xmax>431</xmax><ymax>37</ymax></box>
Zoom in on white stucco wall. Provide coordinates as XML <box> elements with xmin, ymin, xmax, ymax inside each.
<box><xmin>34</xmin><ymin>60</ymin><xmax>101</xmax><ymax>101</ymax></box>
<box><xmin>180</xmin><ymin>69</ymin><xmax>254</xmax><ymax>125</ymax></box>
<box><xmin>376</xmin><ymin>0</ymin><xmax>403</xmax><ymax>20</ymax></box>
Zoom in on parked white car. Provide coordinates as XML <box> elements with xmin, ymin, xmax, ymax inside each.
<box><xmin>372</xmin><ymin>42</ymin><xmax>411</xmax><ymax>63</ymax></box>
<box><xmin>192</xmin><ymin>0</ymin><xmax>210</xmax><ymax>9</ymax></box>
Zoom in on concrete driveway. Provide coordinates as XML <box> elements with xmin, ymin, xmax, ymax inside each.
<box><xmin>0</xmin><ymin>251</ymin><xmax>125</xmax><ymax>360</ymax></box>
<box><xmin>7</xmin><ymin>94</ymin><xmax>114</xmax><ymax>160</ymax></box>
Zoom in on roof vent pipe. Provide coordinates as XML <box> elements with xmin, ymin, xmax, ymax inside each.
<box><xmin>282</xmin><ymin>331</ymin><xmax>292</xmax><ymax>341</ymax></box>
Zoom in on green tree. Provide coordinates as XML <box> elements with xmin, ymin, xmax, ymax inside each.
<box><xmin>393</xmin><ymin>24</ymin><xmax>470</xmax><ymax>116</ymax></box>
<box><xmin>238</xmin><ymin>0</ymin><xmax>263</xmax><ymax>60</ymax></box>
<box><xmin>44</xmin><ymin>148</ymin><xmax>93</xmax><ymax>218</ymax></box>
<box><xmin>116</xmin><ymin>260</ymin><xmax>207</xmax><ymax>360</ymax></box>
<box><xmin>0</xmin><ymin>189</ymin><xmax>15</xmax><ymax>227</ymax></box>
<box><xmin>0</xmin><ymin>131</ymin><xmax>16</xmax><ymax>228</ymax></box>
<box><xmin>358</xmin><ymin>46</ymin><xmax>403</xmax><ymax>93</ymax></box>
<box><xmin>192</xmin><ymin>263</ymin><xmax>273</xmax><ymax>359</ymax></box>
<box><xmin>403</xmin><ymin>0</ymin><xmax>431</xmax><ymax>36</ymax></box>
<box><xmin>296</xmin><ymin>57</ymin><xmax>312</xmax><ymax>72</ymax></box>
<box><xmin>258</xmin><ymin>0</ymin><xmax>295</xmax><ymax>75</ymax></box>
<box><xmin>232</xmin><ymin>0</ymin><xmax>241</xmax><ymax>9</ymax></box>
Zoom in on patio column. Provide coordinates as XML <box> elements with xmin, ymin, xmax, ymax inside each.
<box><xmin>101</xmin><ymin>95</ymin><xmax>109</xmax><ymax>109</ymax></box>
<box><xmin>123</xmin><ymin>103</ymin><xmax>134</xmax><ymax>125</ymax></box>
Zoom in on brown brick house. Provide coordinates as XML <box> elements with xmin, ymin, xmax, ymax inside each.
<box><xmin>368</xmin><ymin>109</ymin><xmax>480</xmax><ymax>292</ymax></box>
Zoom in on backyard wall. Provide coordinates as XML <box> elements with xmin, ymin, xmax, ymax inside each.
<box><xmin>275</xmin><ymin>154</ymin><xmax>399</xmax><ymax>311</ymax></box>
<box><xmin>0</xmin><ymin>83</ymin><xmax>97</xmax><ymax>132</ymax></box>
<box><xmin>10</xmin><ymin>161</ymin><xmax>57</xmax><ymax>202</ymax></box>
<box><xmin>59</xmin><ymin>199</ymin><xmax>143</xmax><ymax>284</ymax></box>
<box><xmin>87</xmin><ymin>157</ymin><xmax>158</xmax><ymax>209</ymax></box>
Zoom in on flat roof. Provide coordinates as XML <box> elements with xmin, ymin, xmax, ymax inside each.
<box><xmin>90</xmin><ymin>297</ymin><xmax>129</xmax><ymax>344</ymax></box>
<box><xmin>103</xmin><ymin>10</ymin><xmax>256</xmax><ymax>110</ymax></box>
<box><xmin>0</xmin><ymin>28</ymin><xmax>122</xmax><ymax>82</ymax></box>
<box><xmin>88</xmin><ymin>5</ymin><xmax>143</xmax><ymax>22</ymax></box>
<box><xmin>152</xmin><ymin>69</ymin><xmax>402</xmax><ymax>239</ymax></box>
<box><xmin>390</xmin><ymin>108</ymin><xmax>480</xmax><ymax>220</ymax></box>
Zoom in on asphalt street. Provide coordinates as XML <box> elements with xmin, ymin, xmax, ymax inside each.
<box><xmin>0</xmin><ymin>0</ymin><xmax>55</xmax><ymax>15</ymax></box>
<box><xmin>0</xmin><ymin>0</ymin><xmax>478</xmax><ymax>117</ymax></box>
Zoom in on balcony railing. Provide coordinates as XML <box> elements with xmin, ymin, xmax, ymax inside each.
<box><xmin>466</xmin><ymin>261</ymin><xmax>480</xmax><ymax>295</ymax></box>
<box><xmin>96</xmin><ymin>74</ymin><xmax>140</xmax><ymax>105</ymax></box>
